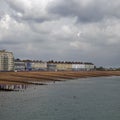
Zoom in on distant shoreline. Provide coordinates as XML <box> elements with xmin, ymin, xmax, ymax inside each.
<box><xmin>0</xmin><ymin>71</ymin><xmax>120</xmax><ymax>85</ymax></box>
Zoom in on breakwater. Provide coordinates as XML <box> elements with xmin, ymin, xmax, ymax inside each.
<box><xmin>0</xmin><ymin>84</ymin><xmax>28</xmax><ymax>91</ymax></box>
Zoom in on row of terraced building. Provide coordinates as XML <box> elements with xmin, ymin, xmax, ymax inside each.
<box><xmin>0</xmin><ymin>50</ymin><xmax>95</xmax><ymax>72</ymax></box>
<box><xmin>14</xmin><ymin>60</ymin><xmax>95</xmax><ymax>71</ymax></box>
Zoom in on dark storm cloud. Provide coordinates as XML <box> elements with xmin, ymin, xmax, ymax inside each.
<box><xmin>4</xmin><ymin>0</ymin><xmax>120</xmax><ymax>23</ymax></box>
<box><xmin>5</xmin><ymin>0</ymin><xmax>55</xmax><ymax>24</ymax></box>
<box><xmin>0</xmin><ymin>40</ymin><xmax>18</xmax><ymax>45</ymax></box>
<box><xmin>5</xmin><ymin>0</ymin><xmax>26</xmax><ymax>13</ymax></box>
<box><xmin>48</xmin><ymin>0</ymin><xmax>120</xmax><ymax>23</ymax></box>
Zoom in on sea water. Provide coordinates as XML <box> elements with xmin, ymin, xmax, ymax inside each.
<box><xmin>0</xmin><ymin>76</ymin><xmax>120</xmax><ymax>120</ymax></box>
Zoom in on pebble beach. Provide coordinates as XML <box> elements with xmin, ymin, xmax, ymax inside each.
<box><xmin>0</xmin><ymin>71</ymin><xmax>120</xmax><ymax>85</ymax></box>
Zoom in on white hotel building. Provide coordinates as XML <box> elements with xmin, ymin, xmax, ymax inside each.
<box><xmin>0</xmin><ymin>50</ymin><xmax>14</xmax><ymax>71</ymax></box>
<box><xmin>72</xmin><ymin>62</ymin><xmax>95</xmax><ymax>71</ymax></box>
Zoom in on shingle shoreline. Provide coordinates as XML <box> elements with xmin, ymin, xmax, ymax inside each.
<box><xmin>0</xmin><ymin>71</ymin><xmax>120</xmax><ymax>85</ymax></box>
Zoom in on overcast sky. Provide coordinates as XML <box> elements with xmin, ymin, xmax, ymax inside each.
<box><xmin>0</xmin><ymin>0</ymin><xmax>120</xmax><ymax>67</ymax></box>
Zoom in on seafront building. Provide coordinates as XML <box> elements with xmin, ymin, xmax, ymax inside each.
<box><xmin>14</xmin><ymin>59</ymin><xmax>47</xmax><ymax>71</ymax></box>
<box><xmin>47</xmin><ymin>61</ymin><xmax>72</xmax><ymax>71</ymax></box>
<box><xmin>47</xmin><ymin>61</ymin><xmax>95</xmax><ymax>71</ymax></box>
<box><xmin>0</xmin><ymin>50</ymin><xmax>95</xmax><ymax>72</ymax></box>
<box><xmin>0</xmin><ymin>50</ymin><xmax>14</xmax><ymax>71</ymax></box>
<box><xmin>31</xmin><ymin>61</ymin><xmax>47</xmax><ymax>71</ymax></box>
<box><xmin>84</xmin><ymin>62</ymin><xmax>95</xmax><ymax>71</ymax></box>
<box><xmin>15</xmin><ymin>59</ymin><xmax>95</xmax><ymax>72</ymax></box>
<box><xmin>72</xmin><ymin>62</ymin><xmax>85</xmax><ymax>71</ymax></box>
<box><xmin>14</xmin><ymin>59</ymin><xmax>26</xmax><ymax>71</ymax></box>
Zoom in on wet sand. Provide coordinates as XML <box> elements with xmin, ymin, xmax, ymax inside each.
<box><xmin>0</xmin><ymin>71</ymin><xmax>120</xmax><ymax>85</ymax></box>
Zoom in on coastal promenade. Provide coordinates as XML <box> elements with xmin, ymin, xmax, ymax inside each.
<box><xmin>0</xmin><ymin>71</ymin><xmax>120</xmax><ymax>85</ymax></box>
